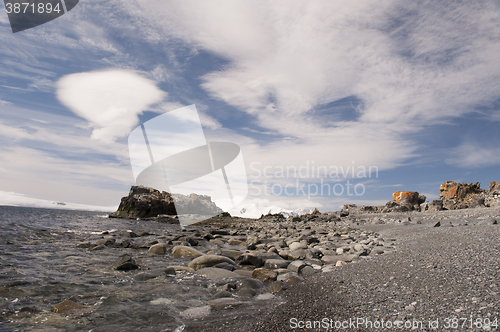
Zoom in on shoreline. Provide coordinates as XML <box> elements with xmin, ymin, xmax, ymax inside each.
<box><xmin>1</xmin><ymin>205</ymin><xmax>498</xmax><ymax>331</ymax></box>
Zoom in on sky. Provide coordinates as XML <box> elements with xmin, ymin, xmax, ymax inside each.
<box><xmin>0</xmin><ymin>0</ymin><xmax>500</xmax><ymax>215</ymax></box>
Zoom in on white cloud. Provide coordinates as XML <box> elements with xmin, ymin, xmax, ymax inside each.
<box><xmin>2</xmin><ymin>0</ymin><xmax>500</xmax><ymax>213</ymax></box>
<box><xmin>0</xmin><ymin>145</ymin><xmax>133</xmax><ymax>205</ymax></box>
<box><xmin>56</xmin><ymin>69</ymin><xmax>166</xmax><ymax>143</ymax></box>
<box><xmin>129</xmin><ymin>0</ymin><xmax>500</xmax><ymax>175</ymax></box>
<box><xmin>446</xmin><ymin>143</ymin><xmax>500</xmax><ymax>168</ymax></box>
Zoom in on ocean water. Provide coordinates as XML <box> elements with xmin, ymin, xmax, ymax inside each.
<box><xmin>0</xmin><ymin>206</ymin><xmax>278</xmax><ymax>332</ymax></box>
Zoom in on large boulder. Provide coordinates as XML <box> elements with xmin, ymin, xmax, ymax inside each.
<box><xmin>382</xmin><ymin>191</ymin><xmax>425</xmax><ymax>212</ymax></box>
<box><xmin>439</xmin><ymin>181</ymin><xmax>486</xmax><ymax>209</ymax></box>
<box><xmin>188</xmin><ymin>255</ymin><xmax>236</xmax><ymax>270</ymax></box>
<box><xmin>392</xmin><ymin>191</ymin><xmax>426</xmax><ymax>207</ymax></box>
<box><xmin>489</xmin><ymin>181</ymin><xmax>500</xmax><ymax>196</ymax></box>
<box><xmin>439</xmin><ymin>181</ymin><xmax>484</xmax><ymax>201</ymax></box>
<box><xmin>109</xmin><ymin>186</ymin><xmax>223</xmax><ymax>219</ymax></box>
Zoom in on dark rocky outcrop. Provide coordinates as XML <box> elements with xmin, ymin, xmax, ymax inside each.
<box><xmin>439</xmin><ymin>181</ymin><xmax>487</xmax><ymax>210</ymax></box>
<box><xmin>109</xmin><ymin>186</ymin><xmax>223</xmax><ymax>219</ymax></box>
<box><xmin>489</xmin><ymin>181</ymin><xmax>500</xmax><ymax>196</ymax></box>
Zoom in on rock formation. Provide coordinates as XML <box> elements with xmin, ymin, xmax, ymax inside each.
<box><xmin>439</xmin><ymin>181</ymin><xmax>487</xmax><ymax>209</ymax></box>
<box><xmin>489</xmin><ymin>181</ymin><xmax>500</xmax><ymax>196</ymax></box>
<box><xmin>392</xmin><ymin>191</ymin><xmax>426</xmax><ymax>209</ymax></box>
<box><xmin>109</xmin><ymin>186</ymin><xmax>223</xmax><ymax>219</ymax></box>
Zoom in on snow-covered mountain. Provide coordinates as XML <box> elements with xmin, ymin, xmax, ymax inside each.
<box><xmin>0</xmin><ymin>190</ymin><xmax>117</xmax><ymax>212</ymax></box>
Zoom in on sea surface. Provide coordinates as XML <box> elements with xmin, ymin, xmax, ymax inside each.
<box><xmin>0</xmin><ymin>206</ymin><xmax>278</xmax><ymax>332</ymax></box>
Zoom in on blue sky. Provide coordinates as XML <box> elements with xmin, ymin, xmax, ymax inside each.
<box><xmin>1</xmin><ymin>0</ymin><xmax>500</xmax><ymax>215</ymax></box>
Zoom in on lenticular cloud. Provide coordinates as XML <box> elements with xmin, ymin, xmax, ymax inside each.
<box><xmin>56</xmin><ymin>69</ymin><xmax>165</xmax><ymax>143</ymax></box>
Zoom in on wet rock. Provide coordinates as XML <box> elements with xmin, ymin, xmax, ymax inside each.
<box><xmin>234</xmin><ymin>270</ymin><xmax>254</xmax><ymax>277</ymax></box>
<box><xmin>179</xmin><ymin>305</ymin><xmax>211</xmax><ymax>319</ymax></box>
<box><xmin>237</xmin><ymin>288</ymin><xmax>256</xmax><ymax>298</ymax></box>
<box><xmin>179</xmin><ymin>237</ymin><xmax>199</xmax><ymax>246</ymax></box>
<box><xmin>236</xmin><ymin>278</ymin><xmax>265</xmax><ymax>290</ymax></box>
<box><xmin>228</xmin><ymin>239</ymin><xmax>246</xmax><ymax>246</ymax></box>
<box><xmin>188</xmin><ymin>255</ymin><xmax>236</xmax><ymax>270</ymax></box>
<box><xmin>131</xmin><ymin>238</ymin><xmax>158</xmax><ymax>249</ymax></box>
<box><xmin>207</xmin><ymin>298</ymin><xmax>246</xmax><ymax>307</ymax></box>
<box><xmin>148</xmin><ymin>243</ymin><xmax>167</xmax><ymax>254</ymax></box>
<box><xmin>251</xmin><ymin>268</ymin><xmax>278</xmax><ymax>283</ymax></box>
<box><xmin>236</xmin><ymin>254</ymin><xmax>263</xmax><ymax>267</ymax></box>
<box><xmin>268</xmin><ymin>280</ymin><xmax>287</xmax><ymax>293</ymax></box>
<box><xmin>213</xmin><ymin>262</ymin><xmax>236</xmax><ymax>271</ymax></box>
<box><xmin>94</xmin><ymin>238</ymin><xmax>115</xmax><ymax>246</ymax></box>
<box><xmin>171</xmin><ymin>245</ymin><xmax>204</xmax><ymax>258</ymax></box>
<box><xmin>300</xmin><ymin>266</ymin><xmax>317</xmax><ymax>276</ymax></box>
<box><xmin>218</xmin><ymin>282</ymin><xmax>237</xmax><ymax>292</ymax></box>
<box><xmin>278</xmin><ymin>272</ymin><xmax>303</xmax><ymax>284</ymax></box>
<box><xmin>196</xmin><ymin>267</ymin><xmax>242</xmax><ymax>279</ymax></box>
<box><xmin>287</xmin><ymin>260</ymin><xmax>306</xmax><ymax>273</ymax></box>
<box><xmin>112</xmin><ymin>255</ymin><xmax>139</xmax><ymax>271</ymax></box>
<box><xmin>51</xmin><ymin>300</ymin><xmax>87</xmax><ymax>314</ymax></box>
<box><xmin>220</xmin><ymin>249</ymin><xmax>244</xmax><ymax>260</ymax></box>
<box><xmin>264</xmin><ymin>259</ymin><xmax>289</xmax><ymax>270</ymax></box>
<box><xmin>170</xmin><ymin>266</ymin><xmax>195</xmax><ymax>273</ymax></box>
<box><xmin>111</xmin><ymin>238</ymin><xmax>132</xmax><ymax>248</ymax></box>
<box><xmin>134</xmin><ymin>268</ymin><xmax>175</xmax><ymax>281</ymax></box>
<box><xmin>212</xmin><ymin>291</ymin><xmax>232</xmax><ymax>299</ymax></box>
<box><xmin>76</xmin><ymin>241</ymin><xmax>93</xmax><ymax>248</ymax></box>
<box><xmin>89</xmin><ymin>244</ymin><xmax>106</xmax><ymax>251</ymax></box>
<box><xmin>125</xmin><ymin>231</ymin><xmax>139</xmax><ymax>238</ymax></box>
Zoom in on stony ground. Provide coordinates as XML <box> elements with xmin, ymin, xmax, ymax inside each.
<box><xmin>4</xmin><ymin>206</ymin><xmax>498</xmax><ymax>331</ymax></box>
<box><xmin>248</xmin><ymin>209</ymin><xmax>500</xmax><ymax>332</ymax></box>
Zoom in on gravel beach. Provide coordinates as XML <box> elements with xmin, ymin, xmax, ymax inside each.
<box><xmin>249</xmin><ymin>215</ymin><xmax>500</xmax><ymax>332</ymax></box>
<box><xmin>2</xmin><ymin>203</ymin><xmax>499</xmax><ymax>332</ymax></box>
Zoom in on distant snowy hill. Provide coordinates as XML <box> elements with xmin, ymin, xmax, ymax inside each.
<box><xmin>228</xmin><ymin>200</ymin><xmax>315</xmax><ymax>218</ymax></box>
<box><xmin>0</xmin><ymin>191</ymin><xmax>117</xmax><ymax>212</ymax></box>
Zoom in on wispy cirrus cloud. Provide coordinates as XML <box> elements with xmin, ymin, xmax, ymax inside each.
<box><xmin>446</xmin><ymin>143</ymin><xmax>500</xmax><ymax>168</ymax></box>
<box><xmin>128</xmin><ymin>0</ymin><xmax>500</xmax><ymax>174</ymax></box>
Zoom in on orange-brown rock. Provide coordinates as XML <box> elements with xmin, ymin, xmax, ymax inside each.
<box><xmin>439</xmin><ymin>181</ymin><xmax>459</xmax><ymax>200</ymax></box>
<box><xmin>439</xmin><ymin>181</ymin><xmax>484</xmax><ymax>201</ymax></box>
<box><xmin>392</xmin><ymin>191</ymin><xmax>419</xmax><ymax>205</ymax></box>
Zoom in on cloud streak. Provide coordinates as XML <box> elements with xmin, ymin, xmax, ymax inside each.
<box><xmin>128</xmin><ymin>0</ymin><xmax>500</xmax><ymax>174</ymax></box>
